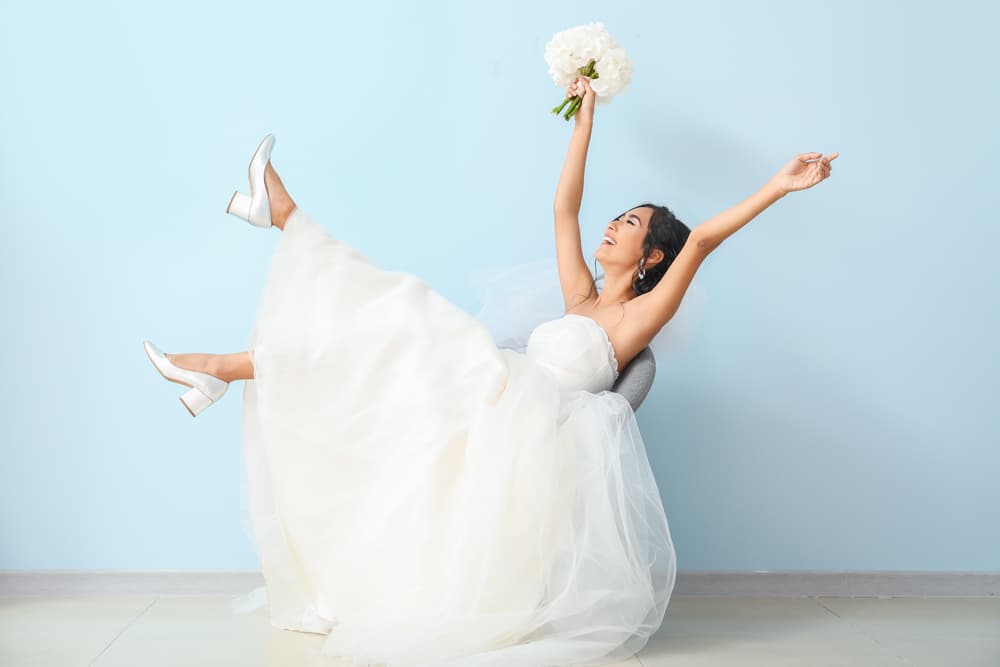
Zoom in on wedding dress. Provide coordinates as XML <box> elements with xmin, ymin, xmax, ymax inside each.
<box><xmin>233</xmin><ymin>207</ymin><xmax>678</xmax><ymax>667</ymax></box>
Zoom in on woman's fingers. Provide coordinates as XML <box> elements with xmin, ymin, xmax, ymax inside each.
<box><xmin>799</xmin><ymin>151</ymin><xmax>838</xmax><ymax>168</ymax></box>
<box><xmin>566</xmin><ymin>75</ymin><xmax>594</xmax><ymax>98</ymax></box>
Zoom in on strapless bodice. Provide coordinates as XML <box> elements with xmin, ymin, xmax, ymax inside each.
<box><xmin>525</xmin><ymin>314</ymin><xmax>619</xmax><ymax>394</ymax></box>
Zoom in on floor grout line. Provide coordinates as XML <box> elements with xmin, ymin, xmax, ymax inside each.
<box><xmin>812</xmin><ymin>597</ymin><xmax>913</xmax><ymax>664</ymax></box>
<box><xmin>86</xmin><ymin>597</ymin><xmax>158</xmax><ymax>667</ymax></box>
<box><xmin>814</xmin><ymin>597</ymin><xmax>842</xmax><ymax>618</ymax></box>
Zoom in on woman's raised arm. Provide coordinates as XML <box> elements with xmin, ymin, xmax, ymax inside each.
<box><xmin>694</xmin><ymin>151</ymin><xmax>838</xmax><ymax>252</ymax></box>
<box><xmin>633</xmin><ymin>151</ymin><xmax>838</xmax><ymax>333</ymax></box>
<box><xmin>553</xmin><ymin>76</ymin><xmax>596</xmax><ymax>214</ymax></box>
<box><xmin>553</xmin><ymin>76</ymin><xmax>598</xmax><ymax>309</ymax></box>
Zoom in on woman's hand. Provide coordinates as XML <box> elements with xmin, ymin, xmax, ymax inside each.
<box><xmin>565</xmin><ymin>75</ymin><xmax>596</xmax><ymax>126</ymax></box>
<box><xmin>768</xmin><ymin>152</ymin><xmax>839</xmax><ymax>195</ymax></box>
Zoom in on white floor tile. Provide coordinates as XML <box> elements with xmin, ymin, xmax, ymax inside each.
<box><xmin>637</xmin><ymin>597</ymin><xmax>907</xmax><ymax>666</ymax></box>
<box><xmin>0</xmin><ymin>596</ymin><xmax>155</xmax><ymax>667</ymax></box>
<box><xmin>813</xmin><ymin>597</ymin><xmax>1000</xmax><ymax>667</ymax></box>
<box><xmin>9</xmin><ymin>595</ymin><xmax>998</xmax><ymax>667</ymax></box>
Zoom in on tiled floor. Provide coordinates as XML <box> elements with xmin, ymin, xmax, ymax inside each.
<box><xmin>0</xmin><ymin>595</ymin><xmax>997</xmax><ymax>666</ymax></box>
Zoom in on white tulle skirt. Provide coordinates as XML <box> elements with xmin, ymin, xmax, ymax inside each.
<box><xmin>233</xmin><ymin>208</ymin><xmax>677</xmax><ymax>667</ymax></box>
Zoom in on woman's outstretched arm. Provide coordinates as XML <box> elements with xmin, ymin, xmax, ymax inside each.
<box><xmin>553</xmin><ymin>83</ymin><xmax>594</xmax><ymax>215</ymax></box>
<box><xmin>553</xmin><ymin>76</ymin><xmax>598</xmax><ymax>309</ymax></box>
<box><xmin>694</xmin><ymin>151</ymin><xmax>838</xmax><ymax>252</ymax></box>
<box><xmin>633</xmin><ymin>151</ymin><xmax>839</xmax><ymax>332</ymax></box>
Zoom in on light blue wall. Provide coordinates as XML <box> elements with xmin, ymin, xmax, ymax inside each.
<box><xmin>1</xmin><ymin>0</ymin><xmax>996</xmax><ymax>571</ymax></box>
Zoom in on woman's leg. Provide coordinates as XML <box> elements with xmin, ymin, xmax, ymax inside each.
<box><xmin>165</xmin><ymin>352</ymin><xmax>254</xmax><ymax>381</ymax></box>
<box><xmin>265</xmin><ymin>162</ymin><xmax>297</xmax><ymax>231</ymax></box>
<box><xmin>159</xmin><ymin>164</ymin><xmax>298</xmax><ymax>382</ymax></box>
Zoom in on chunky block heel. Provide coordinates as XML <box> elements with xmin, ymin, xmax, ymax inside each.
<box><xmin>180</xmin><ymin>385</ymin><xmax>216</xmax><ymax>417</ymax></box>
<box><xmin>226</xmin><ymin>133</ymin><xmax>274</xmax><ymax>228</ymax></box>
<box><xmin>227</xmin><ymin>191</ymin><xmax>253</xmax><ymax>220</ymax></box>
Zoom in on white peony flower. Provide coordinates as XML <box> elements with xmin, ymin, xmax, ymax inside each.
<box><xmin>544</xmin><ymin>21</ymin><xmax>633</xmax><ymax>119</ymax></box>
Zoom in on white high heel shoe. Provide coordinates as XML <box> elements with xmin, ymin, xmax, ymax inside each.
<box><xmin>226</xmin><ymin>133</ymin><xmax>275</xmax><ymax>228</ymax></box>
<box><xmin>142</xmin><ymin>340</ymin><xmax>229</xmax><ymax>417</ymax></box>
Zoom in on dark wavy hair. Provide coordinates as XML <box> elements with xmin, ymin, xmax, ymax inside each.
<box><xmin>569</xmin><ymin>203</ymin><xmax>692</xmax><ymax>309</ymax></box>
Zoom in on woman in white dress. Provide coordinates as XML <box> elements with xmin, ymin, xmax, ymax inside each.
<box><xmin>143</xmin><ymin>75</ymin><xmax>837</xmax><ymax>667</ymax></box>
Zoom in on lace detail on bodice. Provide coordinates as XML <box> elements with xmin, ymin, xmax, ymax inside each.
<box><xmin>565</xmin><ymin>314</ymin><xmax>619</xmax><ymax>382</ymax></box>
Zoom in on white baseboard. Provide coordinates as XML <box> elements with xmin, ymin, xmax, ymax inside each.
<box><xmin>672</xmin><ymin>570</ymin><xmax>1000</xmax><ymax>597</ymax></box>
<box><xmin>0</xmin><ymin>570</ymin><xmax>265</xmax><ymax>597</ymax></box>
<box><xmin>1</xmin><ymin>570</ymin><xmax>997</xmax><ymax>598</ymax></box>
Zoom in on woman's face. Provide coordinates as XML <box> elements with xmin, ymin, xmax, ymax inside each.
<box><xmin>596</xmin><ymin>206</ymin><xmax>653</xmax><ymax>264</ymax></box>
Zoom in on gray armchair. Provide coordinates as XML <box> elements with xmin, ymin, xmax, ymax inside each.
<box><xmin>612</xmin><ymin>346</ymin><xmax>656</xmax><ymax>412</ymax></box>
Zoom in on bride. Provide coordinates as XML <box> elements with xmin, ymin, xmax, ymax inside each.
<box><xmin>142</xmin><ymin>75</ymin><xmax>837</xmax><ymax>667</ymax></box>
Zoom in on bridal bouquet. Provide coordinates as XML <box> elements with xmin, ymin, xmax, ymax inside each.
<box><xmin>545</xmin><ymin>21</ymin><xmax>634</xmax><ymax>121</ymax></box>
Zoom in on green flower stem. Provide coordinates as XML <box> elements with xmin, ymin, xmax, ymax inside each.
<box><xmin>551</xmin><ymin>58</ymin><xmax>600</xmax><ymax>121</ymax></box>
<box><xmin>563</xmin><ymin>96</ymin><xmax>580</xmax><ymax>120</ymax></box>
<box><xmin>563</xmin><ymin>98</ymin><xmax>576</xmax><ymax>120</ymax></box>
